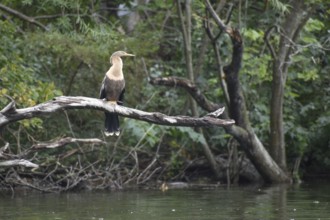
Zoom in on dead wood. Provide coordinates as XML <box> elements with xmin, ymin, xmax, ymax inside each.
<box><xmin>0</xmin><ymin>96</ymin><xmax>234</xmax><ymax>129</ymax></box>
<box><xmin>0</xmin><ymin>95</ymin><xmax>234</xmax><ymax>191</ymax></box>
<box><xmin>0</xmin><ymin>159</ymin><xmax>38</xmax><ymax>168</ymax></box>
<box><xmin>32</xmin><ymin>137</ymin><xmax>106</xmax><ymax>149</ymax></box>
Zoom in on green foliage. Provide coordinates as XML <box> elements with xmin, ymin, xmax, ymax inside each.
<box><xmin>238</xmin><ymin>1</ymin><xmax>329</xmax><ymax>176</ymax></box>
<box><xmin>0</xmin><ymin>20</ymin><xmax>62</xmax><ymax>122</ymax></box>
<box><xmin>124</xmin><ymin>120</ymin><xmax>164</xmax><ymax>148</ymax></box>
<box><xmin>171</xmin><ymin>127</ymin><xmax>207</xmax><ymax>146</ymax></box>
<box><xmin>268</xmin><ymin>0</ymin><xmax>291</xmax><ymax>14</ymax></box>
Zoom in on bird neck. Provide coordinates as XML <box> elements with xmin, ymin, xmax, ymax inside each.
<box><xmin>107</xmin><ymin>56</ymin><xmax>124</xmax><ymax>80</ymax></box>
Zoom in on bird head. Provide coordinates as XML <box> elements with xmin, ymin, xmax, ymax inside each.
<box><xmin>110</xmin><ymin>51</ymin><xmax>135</xmax><ymax>64</ymax></box>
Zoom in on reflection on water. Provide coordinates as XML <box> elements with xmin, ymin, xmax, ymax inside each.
<box><xmin>0</xmin><ymin>183</ymin><xmax>329</xmax><ymax>220</ymax></box>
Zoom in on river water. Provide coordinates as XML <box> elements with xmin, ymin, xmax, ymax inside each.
<box><xmin>0</xmin><ymin>182</ymin><xmax>329</xmax><ymax>220</ymax></box>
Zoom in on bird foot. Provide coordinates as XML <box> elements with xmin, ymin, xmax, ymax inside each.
<box><xmin>107</xmin><ymin>101</ymin><xmax>117</xmax><ymax>105</ymax></box>
<box><xmin>104</xmin><ymin>130</ymin><xmax>120</xmax><ymax>137</ymax></box>
<box><xmin>104</xmin><ymin>131</ymin><xmax>113</xmax><ymax>136</ymax></box>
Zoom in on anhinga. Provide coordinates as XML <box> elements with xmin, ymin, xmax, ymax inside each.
<box><xmin>99</xmin><ymin>51</ymin><xmax>135</xmax><ymax>136</ymax></box>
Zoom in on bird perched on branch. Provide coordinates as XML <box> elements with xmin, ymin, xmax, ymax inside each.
<box><xmin>100</xmin><ymin>51</ymin><xmax>135</xmax><ymax>136</ymax></box>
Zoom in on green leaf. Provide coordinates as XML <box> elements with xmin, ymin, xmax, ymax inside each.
<box><xmin>305</xmin><ymin>18</ymin><xmax>325</xmax><ymax>32</ymax></box>
<box><xmin>22</xmin><ymin>0</ymin><xmax>33</xmax><ymax>5</ymax></box>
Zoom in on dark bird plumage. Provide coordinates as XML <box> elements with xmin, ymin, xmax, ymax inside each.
<box><xmin>99</xmin><ymin>51</ymin><xmax>134</xmax><ymax>136</ymax></box>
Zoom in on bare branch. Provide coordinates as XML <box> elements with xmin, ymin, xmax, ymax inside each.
<box><xmin>0</xmin><ymin>95</ymin><xmax>16</xmax><ymax>114</ymax></box>
<box><xmin>206</xmin><ymin>107</ymin><xmax>225</xmax><ymax>117</ymax></box>
<box><xmin>204</xmin><ymin>0</ymin><xmax>232</xmax><ymax>36</ymax></box>
<box><xmin>0</xmin><ymin>96</ymin><xmax>234</xmax><ymax>129</ymax></box>
<box><xmin>264</xmin><ymin>25</ymin><xmax>278</xmax><ymax>59</ymax></box>
<box><xmin>149</xmin><ymin>76</ymin><xmax>222</xmax><ymax>112</ymax></box>
<box><xmin>148</xmin><ymin>74</ymin><xmax>248</xmax><ymax>153</ymax></box>
<box><xmin>204</xmin><ymin>16</ymin><xmax>230</xmax><ymax>107</ymax></box>
<box><xmin>32</xmin><ymin>137</ymin><xmax>106</xmax><ymax>149</ymax></box>
<box><xmin>0</xmin><ymin>142</ymin><xmax>9</xmax><ymax>158</ymax></box>
<box><xmin>0</xmin><ymin>3</ymin><xmax>48</xmax><ymax>31</ymax></box>
<box><xmin>0</xmin><ymin>159</ymin><xmax>39</xmax><ymax>168</ymax></box>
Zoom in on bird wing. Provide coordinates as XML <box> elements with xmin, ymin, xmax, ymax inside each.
<box><xmin>99</xmin><ymin>77</ymin><xmax>106</xmax><ymax>99</ymax></box>
<box><xmin>118</xmin><ymin>88</ymin><xmax>125</xmax><ymax>105</ymax></box>
<box><xmin>99</xmin><ymin>76</ymin><xmax>125</xmax><ymax>105</ymax></box>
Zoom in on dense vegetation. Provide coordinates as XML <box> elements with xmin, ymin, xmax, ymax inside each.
<box><xmin>0</xmin><ymin>0</ymin><xmax>329</xmax><ymax>191</ymax></box>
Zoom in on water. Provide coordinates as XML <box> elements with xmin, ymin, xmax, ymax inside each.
<box><xmin>0</xmin><ymin>183</ymin><xmax>329</xmax><ymax>220</ymax></box>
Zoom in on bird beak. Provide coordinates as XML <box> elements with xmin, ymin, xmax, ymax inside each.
<box><xmin>124</xmin><ymin>53</ymin><xmax>135</xmax><ymax>57</ymax></box>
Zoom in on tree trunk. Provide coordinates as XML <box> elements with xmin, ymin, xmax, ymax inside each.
<box><xmin>177</xmin><ymin>0</ymin><xmax>222</xmax><ymax>179</ymax></box>
<box><xmin>270</xmin><ymin>60</ymin><xmax>286</xmax><ymax>169</ymax></box>
<box><xmin>227</xmin><ymin>126</ymin><xmax>290</xmax><ymax>183</ymax></box>
<box><xmin>269</xmin><ymin>0</ymin><xmax>310</xmax><ymax>169</ymax></box>
<box><xmin>223</xmin><ymin>29</ymin><xmax>290</xmax><ymax>183</ymax></box>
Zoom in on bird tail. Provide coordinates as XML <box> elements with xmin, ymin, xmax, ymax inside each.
<box><xmin>104</xmin><ymin>112</ymin><xmax>120</xmax><ymax>136</ymax></box>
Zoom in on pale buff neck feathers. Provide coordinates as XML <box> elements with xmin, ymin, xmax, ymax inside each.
<box><xmin>106</xmin><ymin>56</ymin><xmax>124</xmax><ymax>80</ymax></box>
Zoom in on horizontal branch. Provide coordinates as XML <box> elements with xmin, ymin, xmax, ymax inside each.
<box><xmin>0</xmin><ymin>96</ymin><xmax>234</xmax><ymax>128</ymax></box>
<box><xmin>0</xmin><ymin>159</ymin><xmax>39</xmax><ymax>168</ymax></box>
<box><xmin>147</xmin><ymin>75</ymin><xmax>252</xmax><ymax>142</ymax></box>
<box><xmin>149</xmin><ymin>76</ymin><xmax>222</xmax><ymax>112</ymax></box>
<box><xmin>32</xmin><ymin>137</ymin><xmax>106</xmax><ymax>149</ymax></box>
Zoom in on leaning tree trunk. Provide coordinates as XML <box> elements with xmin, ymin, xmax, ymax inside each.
<box><xmin>205</xmin><ymin>0</ymin><xmax>290</xmax><ymax>183</ymax></box>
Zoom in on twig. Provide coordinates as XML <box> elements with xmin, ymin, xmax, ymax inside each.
<box><xmin>0</xmin><ymin>142</ymin><xmax>9</xmax><ymax>158</ymax></box>
<box><xmin>204</xmin><ymin>13</ymin><xmax>231</xmax><ymax>107</ymax></box>
<box><xmin>264</xmin><ymin>25</ymin><xmax>278</xmax><ymax>59</ymax></box>
<box><xmin>204</xmin><ymin>0</ymin><xmax>232</xmax><ymax>36</ymax></box>
<box><xmin>0</xmin><ymin>95</ymin><xmax>16</xmax><ymax>114</ymax></box>
<box><xmin>137</xmin><ymin>131</ymin><xmax>164</xmax><ymax>184</ymax></box>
